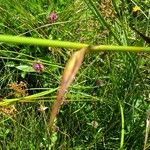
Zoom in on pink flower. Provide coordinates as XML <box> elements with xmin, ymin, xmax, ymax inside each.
<box><xmin>48</xmin><ymin>11</ymin><xmax>58</xmax><ymax>22</ymax></box>
<box><xmin>32</xmin><ymin>63</ymin><xmax>44</xmax><ymax>73</ymax></box>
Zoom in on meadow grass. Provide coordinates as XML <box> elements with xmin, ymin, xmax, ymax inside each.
<box><xmin>0</xmin><ymin>0</ymin><xmax>150</xmax><ymax>149</ymax></box>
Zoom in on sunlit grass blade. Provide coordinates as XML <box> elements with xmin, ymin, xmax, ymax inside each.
<box><xmin>119</xmin><ymin>101</ymin><xmax>125</xmax><ymax>150</ymax></box>
<box><xmin>0</xmin><ymin>88</ymin><xmax>57</xmax><ymax>106</ymax></box>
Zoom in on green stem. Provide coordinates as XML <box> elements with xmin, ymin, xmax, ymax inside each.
<box><xmin>0</xmin><ymin>35</ymin><xmax>150</xmax><ymax>52</ymax></box>
<box><xmin>0</xmin><ymin>34</ymin><xmax>88</xmax><ymax>49</ymax></box>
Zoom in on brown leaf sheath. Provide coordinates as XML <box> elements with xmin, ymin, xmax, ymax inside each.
<box><xmin>48</xmin><ymin>47</ymin><xmax>88</xmax><ymax>128</ymax></box>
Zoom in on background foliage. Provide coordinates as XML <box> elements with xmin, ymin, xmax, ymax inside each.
<box><xmin>0</xmin><ymin>0</ymin><xmax>150</xmax><ymax>149</ymax></box>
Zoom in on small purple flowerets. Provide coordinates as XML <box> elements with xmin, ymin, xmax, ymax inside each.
<box><xmin>32</xmin><ymin>63</ymin><xmax>44</xmax><ymax>73</ymax></box>
<box><xmin>48</xmin><ymin>11</ymin><xmax>58</xmax><ymax>22</ymax></box>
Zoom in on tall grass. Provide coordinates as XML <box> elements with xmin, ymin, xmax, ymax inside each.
<box><xmin>0</xmin><ymin>0</ymin><xmax>150</xmax><ymax>149</ymax></box>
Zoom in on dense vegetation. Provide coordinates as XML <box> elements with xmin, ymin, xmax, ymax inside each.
<box><xmin>0</xmin><ymin>0</ymin><xmax>150</xmax><ymax>149</ymax></box>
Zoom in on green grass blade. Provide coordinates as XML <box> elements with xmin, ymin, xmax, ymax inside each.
<box><xmin>0</xmin><ymin>88</ymin><xmax>57</xmax><ymax>106</ymax></box>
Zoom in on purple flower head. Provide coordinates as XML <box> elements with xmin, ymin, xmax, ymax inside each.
<box><xmin>32</xmin><ymin>63</ymin><xmax>44</xmax><ymax>73</ymax></box>
<box><xmin>48</xmin><ymin>11</ymin><xmax>58</xmax><ymax>22</ymax></box>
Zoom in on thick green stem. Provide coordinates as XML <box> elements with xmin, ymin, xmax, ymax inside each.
<box><xmin>0</xmin><ymin>35</ymin><xmax>88</xmax><ymax>49</ymax></box>
<box><xmin>0</xmin><ymin>35</ymin><xmax>150</xmax><ymax>52</ymax></box>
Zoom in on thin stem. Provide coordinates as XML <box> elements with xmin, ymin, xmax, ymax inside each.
<box><xmin>0</xmin><ymin>35</ymin><xmax>150</xmax><ymax>52</ymax></box>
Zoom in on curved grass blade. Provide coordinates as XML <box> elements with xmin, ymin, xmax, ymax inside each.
<box><xmin>0</xmin><ymin>89</ymin><xmax>57</xmax><ymax>106</ymax></box>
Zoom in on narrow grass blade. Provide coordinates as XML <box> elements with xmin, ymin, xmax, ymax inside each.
<box><xmin>0</xmin><ymin>89</ymin><xmax>57</xmax><ymax>106</ymax></box>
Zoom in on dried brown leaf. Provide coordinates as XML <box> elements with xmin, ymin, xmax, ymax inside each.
<box><xmin>48</xmin><ymin>47</ymin><xmax>88</xmax><ymax>128</ymax></box>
